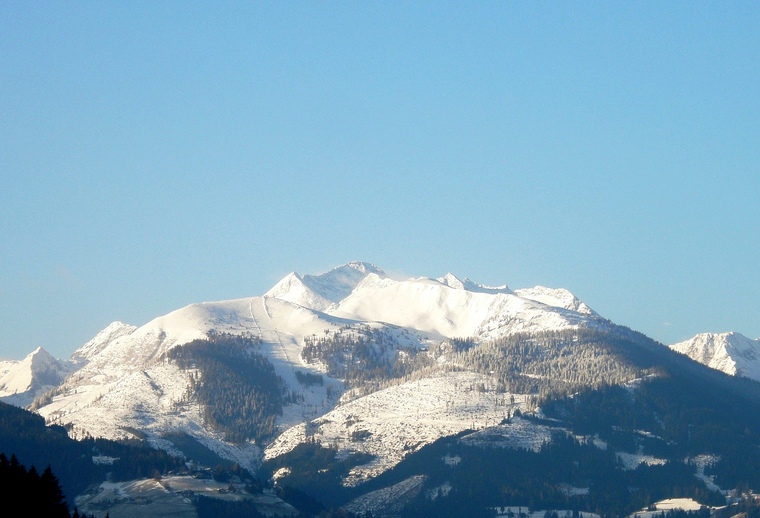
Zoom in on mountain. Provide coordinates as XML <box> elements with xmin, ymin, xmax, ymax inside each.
<box><xmin>27</xmin><ymin>262</ymin><xmax>605</xmax><ymax>470</ymax></box>
<box><xmin>0</xmin><ymin>347</ymin><xmax>72</xmax><ymax>408</ymax></box>
<box><xmin>7</xmin><ymin>262</ymin><xmax>760</xmax><ymax>517</ymax></box>
<box><xmin>670</xmin><ymin>331</ymin><xmax>760</xmax><ymax>382</ymax></box>
<box><xmin>266</xmin><ymin>261</ymin><xmax>386</xmax><ymax>311</ymax></box>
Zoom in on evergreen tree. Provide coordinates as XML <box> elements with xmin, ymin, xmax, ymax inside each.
<box><xmin>0</xmin><ymin>455</ymin><xmax>69</xmax><ymax>517</ymax></box>
<box><xmin>39</xmin><ymin>465</ymin><xmax>70</xmax><ymax>517</ymax></box>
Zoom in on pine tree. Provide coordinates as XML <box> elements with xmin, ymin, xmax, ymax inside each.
<box><xmin>39</xmin><ymin>465</ymin><xmax>70</xmax><ymax>517</ymax></box>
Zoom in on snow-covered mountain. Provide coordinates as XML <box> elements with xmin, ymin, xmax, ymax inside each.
<box><xmin>25</xmin><ymin>262</ymin><xmax>606</xmax><ymax>473</ymax></box>
<box><xmin>11</xmin><ymin>262</ymin><xmax>760</xmax><ymax>517</ymax></box>
<box><xmin>670</xmin><ymin>331</ymin><xmax>760</xmax><ymax>382</ymax></box>
<box><xmin>0</xmin><ymin>347</ymin><xmax>73</xmax><ymax>408</ymax></box>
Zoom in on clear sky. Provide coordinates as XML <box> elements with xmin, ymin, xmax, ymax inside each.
<box><xmin>1</xmin><ymin>2</ymin><xmax>758</xmax><ymax>360</ymax></box>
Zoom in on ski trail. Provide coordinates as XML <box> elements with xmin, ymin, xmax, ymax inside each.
<box><xmin>262</xmin><ymin>296</ymin><xmax>272</xmax><ymax>319</ymax></box>
<box><xmin>274</xmin><ymin>330</ymin><xmax>291</xmax><ymax>363</ymax></box>
<box><xmin>248</xmin><ymin>297</ymin><xmax>263</xmax><ymax>337</ymax></box>
<box><xmin>261</xmin><ymin>296</ymin><xmax>291</xmax><ymax>363</ymax></box>
<box><xmin>252</xmin><ymin>296</ymin><xmax>290</xmax><ymax>362</ymax></box>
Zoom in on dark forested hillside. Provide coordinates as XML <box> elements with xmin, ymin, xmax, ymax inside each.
<box><xmin>459</xmin><ymin>328</ymin><xmax>648</xmax><ymax>398</ymax></box>
<box><xmin>440</xmin><ymin>325</ymin><xmax>760</xmax><ymax>406</ymax></box>
<box><xmin>0</xmin><ymin>401</ymin><xmax>184</xmax><ymax>503</ymax></box>
<box><xmin>164</xmin><ymin>333</ymin><xmax>287</xmax><ymax>443</ymax></box>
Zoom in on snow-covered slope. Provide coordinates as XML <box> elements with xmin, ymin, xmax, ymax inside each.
<box><xmin>69</xmin><ymin>321</ymin><xmax>137</xmax><ymax>365</ymax></box>
<box><xmin>437</xmin><ymin>272</ymin><xmax>511</xmax><ymax>295</ymax></box>
<box><xmin>514</xmin><ymin>286</ymin><xmax>597</xmax><ymax>316</ymax></box>
<box><xmin>265</xmin><ymin>370</ymin><xmax>530</xmax><ymax>485</ymax></box>
<box><xmin>36</xmin><ymin>295</ymin><xmax>353</xmax><ymax>469</ymax></box>
<box><xmin>670</xmin><ymin>332</ymin><xmax>760</xmax><ymax>382</ymax></box>
<box><xmin>0</xmin><ymin>347</ymin><xmax>73</xmax><ymax>407</ymax></box>
<box><xmin>30</xmin><ymin>261</ymin><xmax>604</xmax><ymax>472</ymax></box>
<box><xmin>322</xmin><ymin>269</ymin><xmax>601</xmax><ymax>341</ymax></box>
<box><xmin>266</xmin><ymin>262</ymin><xmax>601</xmax><ymax>341</ymax></box>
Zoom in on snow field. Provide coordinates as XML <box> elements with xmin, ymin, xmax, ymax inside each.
<box><xmin>265</xmin><ymin>371</ymin><xmax>531</xmax><ymax>485</ymax></box>
<box><xmin>690</xmin><ymin>454</ymin><xmax>723</xmax><ymax>494</ymax></box>
<box><xmin>75</xmin><ymin>476</ymin><xmax>299</xmax><ymax>518</ymax></box>
<box><xmin>615</xmin><ymin>451</ymin><xmax>668</xmax><ymax>470</ymax></box>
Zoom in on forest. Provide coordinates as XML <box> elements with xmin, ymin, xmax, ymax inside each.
<box><xmin>164</xmin><ymin>332</ymin><xmax>288</xmax><ymax>443</ymax></box>
<box><xmin>263</xmin><ymin>423</ymin><xmax>724</xmax><ymax>518</ymax></box>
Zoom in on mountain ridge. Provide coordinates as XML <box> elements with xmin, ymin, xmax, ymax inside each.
<box><xmin>25</xmin><ymin>263</ymin><xmax>606</xmax><ymax>470</ymax></box>
<box><xmin>670</xmin><ymin>331</ymin><xmax>760</xmax><ymax>382</ymax></box>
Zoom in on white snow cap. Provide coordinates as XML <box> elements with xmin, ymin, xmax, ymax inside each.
<box><xmin>514</xmin><ymin>286</ymin><xmax>597</xmax><ymax>315</ymax></box>
<box><xmin>303</xmin><ymin>261</ymin><xmax>386</xmax><ymax>302</ymax></box>
<box><xmin>265</xmin><ymin>261</ymin><xmax>385</xmax><ymax>311</ymax></box>
<box><xmin>437</xmin><ymin>272</ymin><xmax>511</xmax><ymax>295</ymax></box>
<box><xmin>265</xmin><ymin>262</ymin><xmax>597</xmax><ymax>331</ymax></box>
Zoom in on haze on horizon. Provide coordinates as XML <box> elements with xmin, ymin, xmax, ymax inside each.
<box><xmin>1</xmin><ymin>2</ymin><xmax>758</xmax><ymax>360</ymax></box>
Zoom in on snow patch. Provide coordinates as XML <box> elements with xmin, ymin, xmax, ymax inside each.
<box><xmin>495</xmin><ymin>506</ymin><xmax>600</xmax><ymax>518</ymax></box>
<box><xmin>616</xmin><ymin>451</ymin><xmax>668</xmax><ymax>470</ymax></box>
<box><xmin>343</xmin><ymin>475</ymin><xmax>427</xmax><ymax>516</ymax></box>
<box><xmin>630</xmin><ymin>498</ymin><xmax>707</xmax><ymax>518</ymax></box>
<box><xmin>458</xmin><ymin>416</ymin><xmax>554</xmax><ymax>451</ymax></box>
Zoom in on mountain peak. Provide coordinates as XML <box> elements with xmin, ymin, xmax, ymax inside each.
<box><xmin>28</xmin><ymin>346</ymin><xmax>55</xmax><ymax>364</ymax></box>
<box><xmin>29</xmin><ymin>345</ymin><xmax>48</xmax><ymax>356</ymax></box>
<box><xmin>438</xmin><ymin>273</ymin><xmax>466</xmax><ymax>290</ymax></box>
<box><xmin>70</xmin><ymin>321</ymin><xmax>137</xmax><ymax>364</ymax></box>
<box><xmin>0</xmin><ymin>345</ymin><xmax>72</xmax><ymax>408</ymax></box>
<box><xmin>343</xmin><ymin>261</ymin><xmax>384</xmax><ymax>275</ymax></box>
<box><xmin>670</xmin><ymin>331</ymin><xmax>760</xmax><ymax>382</ymax></box>
<box><xmin>266</xmin><ymin>262</ymin><xmax>386</xmax><ymax>311</ymax></box>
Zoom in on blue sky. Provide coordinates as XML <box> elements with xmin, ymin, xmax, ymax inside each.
<box><xmin>1</xmin><ymin>2</ymin><xmax>758</xmax><ymax>359</ymax></box>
